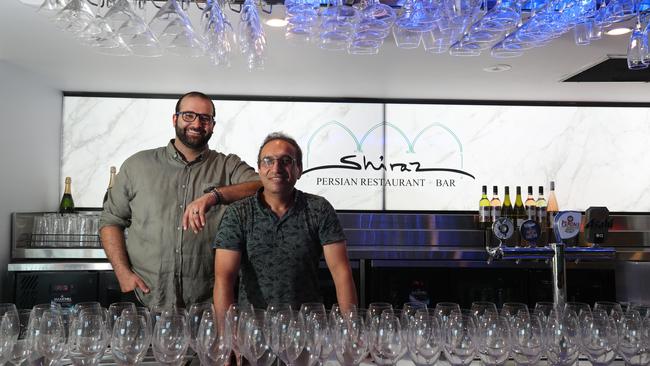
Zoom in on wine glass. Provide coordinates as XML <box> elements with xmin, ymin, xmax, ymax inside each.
<box><xmin>402</xmin><ymin>301</ymin><xmax>427</xmax><ymax>329</ymax></box>
<box><xmin>443</xmin><ymin>313</ymin><xmax>478</xmax><ymax>366</ymax></box>
<box><xmin>226</xmin><ymin>303</ymin><xmax>253</xmax><ymax>366</ymax></box>
<box><xmin>7</xmin><ymin>309</ymin><xmax>32</xmax><ymax>366</ymax></box>
<box><xmin>282</xmin><ymin>310</ymin><xmax>305</xmax><ymax>366</ymax></box>
<box><xmin>471</xmin><ymin>301</ymin><xmax>498</xmax><ymax>323</ymax></box>
<box><xmin>334</xmin><ymin>314</ymin><xmax>368</xmax><ymax>366</ymax></box>
<box><xmin>35</xmin><ymin>309</ymin><xmax>67</xmax><ymax>366</ymax></box>
<box><xmin>370</xmin><ymin>313</ymin><xmax>404</xmax><ymax>366</ymax></box>
<box><xmin>510</xmin><ymin>312</ymin><xmax>543</xmax><ymax>366</ymax></box>
<box><xmin>593</xmin><ymin>301</ymin><xmax>623</xmax><ymax>323</ymax></box>
<box><xmin>545</xmin><ymin>309</ymin><xmax>580</xmax><ymax>366</ymax></box>
<box><xmin>580</xmin><ymin>309</ymin><xmax>618</xmax><ymax>366</ymax></box>
<box><xmin>67</xmin><ymin>311</ymin><xmax>110</xmax><ymax>366</ymax></box>
<box><xmin>188</xmin><ymin>302</ymin><xmax>213</xmax><ymax>356</ymax></box>
<box><xmin>330</xmin><ymin>303</ymin><xmax>357</xmax><ymax>326</ymax></box>
<box><xmin>501</xmin><ymin>302</ymin><xmax>529</xmax><ymax>325</ymax></box>
<box><xmin>108</xmin><ymin>302</ymin><xmax>137</xmax><ymax>332</ymax></box>
<box><xmin>152</xmin><ymin>310</ymin><xmax>190</xmax><ymax>366</ymax></box>
<box><xmin>300</xmin><ymin>303</ymin><xmax>327</xmax><ymax>320</ymax></box>
<box><xmin>0</xmin><ymin>304</ymin><xmax>19</xmax><ymax>364</ymax></box>
<box><xmin>407</xmin><ymin>312</ymin><xmax>442</xmax><ymax>366</ymax></box>
<box><xmin>434</xmin><ymin>302</ymin><xmax>461</xmax><ymax>327</ymax></box>
<box><xmin>618</xmin><ymin>310</ymin><xmax>650</xmax><ymax>366</ymax></box>
<box><xmin>110</xmin><ymin>309</ymin><xmax>151</xmax><ymax>366</ymax></box>
<box><xmin>475</xmin><ymin>314</ymin><xmax>510</xmax><ymax>366</ymax></box>
<box><xmin>306</xmin><ymin>311</ymin><xmax>332</xmax><ymax>366</ymax></box>
<box><xmin>196</xmin><ymin>308</ymin><xmax>231</xmax><ymax>366</ymax></box>
<box><xmin>238</xmin><ymin>309</ymin><xmax>268</xmax><ymax>365</ymax></box>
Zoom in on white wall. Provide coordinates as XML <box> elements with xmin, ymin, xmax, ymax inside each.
<box><xmin>0</xmin><ymin>60</ymin><xmax>62</xmax><ymax>302</ymax></box>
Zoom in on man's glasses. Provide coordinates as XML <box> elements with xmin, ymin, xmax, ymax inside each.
<box><xmin>175</xmin><ymin>111</ymin><xmax>214</xmax><ymax>125</ymax></box>
<box><xmin>260</xmin><ymin>156</ymin><xmax>297</xmax><ymax>168</ymax></box>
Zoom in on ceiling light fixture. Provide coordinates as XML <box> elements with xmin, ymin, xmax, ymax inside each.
<box><xmin>265</xmin><ymin>18</ymin><xmax>288</xmax><ymax>27</ymax></box>
<box><xmin>606</xmin><ymin>27</ymin><xmax>633</xmax><ymax>36</ymax></box>
<box><xmin>483</xmin><ymin>64</ymin><xmax>512</xmax><ymax>72</ymax></box>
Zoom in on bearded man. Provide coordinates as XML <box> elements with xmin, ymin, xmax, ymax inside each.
<box><xmin>100</xmin><ymin>91</ymin><xmax>261</xmax><ymax>307</ymax></box>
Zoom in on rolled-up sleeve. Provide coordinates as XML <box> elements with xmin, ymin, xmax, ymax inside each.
<box><xmin>100</xmin><ymin>161</ymin><xmax>133</xmax><ymax>229</ymax></box>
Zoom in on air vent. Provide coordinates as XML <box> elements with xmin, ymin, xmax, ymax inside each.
<box><xmin>564</xmin><ymin>57</ymin><xmax>650</xmax><ymax>82</ymax></box>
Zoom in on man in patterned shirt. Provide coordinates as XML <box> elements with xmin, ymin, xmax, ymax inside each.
<box><xmin>213</xmin><ymin>132</ymin><xmax>357</xmax><ymax>318</ymax></box>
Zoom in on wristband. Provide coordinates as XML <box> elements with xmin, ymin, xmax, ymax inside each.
<box><xmin>211</xmin><ymin>188</ymin><xmax>224</xmax><ymax>205</ymax></box>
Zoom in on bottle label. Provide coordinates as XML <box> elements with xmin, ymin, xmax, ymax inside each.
<box><xmin>537</xmin><ymin>207</ymin><xmax>547</xmax><ymax>224</ymax></box>
<box><xmin>492</xmin><ymin>206</ymin><xmax>501</xmax><ymax>220</ymax></box>
<box><xmin>526</xmin><ymin>206</ymin><xmax>536</xmax><ymax>220</ymax></box>
<box><xmin>479</xmin><ymin>206</ymin><xmax>491</xmax><ymax>223</ymax></box>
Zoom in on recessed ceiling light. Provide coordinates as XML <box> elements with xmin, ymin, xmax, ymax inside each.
<box><xmin>265</xmin><ymin>18</ymin><xmax>288</xmax><ymax>27</ymax></box>
<box><xmin>483</xmin><ymin>64</ymin><xmax>512</xmax><ymax>72</ymax></box>
<box><xmin>606</xmin><ymin>27</ymin><xmax>632</xmax><ymax>36</ymax></box>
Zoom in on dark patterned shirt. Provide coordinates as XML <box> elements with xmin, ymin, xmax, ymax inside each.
<box><xmin>213</xmin><ymin>189</ymin><xmax>345</xmax><ymax>309</ymax></box>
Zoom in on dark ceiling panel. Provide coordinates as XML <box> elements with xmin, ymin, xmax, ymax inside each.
<box><xmin>564</xmin><ymin>57</ymin><xmax>650</xmax><ymax>82</ymax></box>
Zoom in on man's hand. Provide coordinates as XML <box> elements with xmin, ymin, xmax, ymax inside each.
<box><xmin>115</xmin><ymin>269</ymin><xmax>150</xmax><ymax>294</ymax></box>
<box><xmin>183</xmin><ymin>193</ymin><xmax>217</xmax><ymax>233</ymax></box>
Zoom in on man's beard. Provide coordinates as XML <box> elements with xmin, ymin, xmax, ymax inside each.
<box><xmin>175</xmin><ymin>124</ymin><xmax>213</xmax><ymax>149</ymax></box>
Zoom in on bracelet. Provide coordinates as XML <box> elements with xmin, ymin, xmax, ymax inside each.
<box><xmin>211</xmin><ymin>188</ymin><xmax>225</xmax><ymax>205</ymax></box>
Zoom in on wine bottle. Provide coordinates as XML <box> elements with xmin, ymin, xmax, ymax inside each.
<box><xmin>103</xmin><ymin>166</ymin><xmax>117</xmax><ymax>204</ymax></box>
<box><xmin>59</xmin><ymin>177</ymin><xmax>75</xmax><ymax>213</ymax></box>
<box><xmin>502</xmin><ymin>186</ymin><xmax>513</xmax><ymax>221</ymax></box>
<box><xmin>514</xmin><ymin>186</ymin><xmax>527</xmax><ymax>228</ymax></box>
<box><xmin>490</xmin><ymin>186</ymin><xmax>501</xmax><ymax>221</ymax></box>
<box><xmin>536</xmin><ymin>186</ymin><xmax>547</xmax><ymax>227</ymax></box>
<box><xmin>524</xmin><ymin>186</ymin><xmax>536</xmax><ymax>220</ymax></box>
<box><xmin>547</xmin><ymin>181</ymin><xmax>559</xmax><ymax>227</ymax></box>
<box><xmin>479</xmin><ymin>185</ymin><xmax>491</xmax><ymax>229</ymax></box>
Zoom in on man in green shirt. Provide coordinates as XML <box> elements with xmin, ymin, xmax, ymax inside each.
<box><xmin>100</xmin><ymin>91</ymin><xmax>261</xmax><ymax>307</ymax></box>
<box><xmin>213</xmin><ymin>132</ymin><xmax>358</xmax><ymax>318</ymax></box>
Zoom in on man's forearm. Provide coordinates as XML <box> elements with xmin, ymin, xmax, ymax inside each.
<box><xmin>100</xmin><ymin>225</ymin><xmax>131</xmax><ymax>275</ymax></box>
<box><xmin>213</xmin><ymin>276</ymin><xmax>235</xmax><ymax>330</ymax></box>
<box><xmin>216</xmin><ymin>181</ymin><xmax>262</xmax><ymax>205</ymax></box>
<box><xmin>333</xmin><ymin>267</ymin><xmax>358</xmax><ymax>308</ymax></box>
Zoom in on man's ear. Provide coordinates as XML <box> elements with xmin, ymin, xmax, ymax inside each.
<box><xmin>172</xmin><ymin>114</ymin><xmax>178</xmax><ymax>127</ymax></box>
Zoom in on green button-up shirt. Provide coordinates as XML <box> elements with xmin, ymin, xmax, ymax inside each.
<box><xmin>100</xmin><ymin>140</ymin><xmax>259</xmax><ymax>307</ymax></box>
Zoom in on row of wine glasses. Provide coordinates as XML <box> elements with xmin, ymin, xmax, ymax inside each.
<box><xmin>28</xmin><ymin>0</ymin><xmax>648</xmax><ymax>67</ymax></box>
<box><xmin>4</xmin><ymin>299</ymin><xmax>650</xmax><ymax>366</ymax></box>
<box><xmin>31</xmin><ymin>0</ymin><xmax>265</xmax><ymax>70</ymax></box>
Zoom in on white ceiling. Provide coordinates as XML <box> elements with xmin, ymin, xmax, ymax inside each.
<box><xmin>2</xmin><ymin>0</ymin><xmax>649</xmax><ymax>102</ymax></box>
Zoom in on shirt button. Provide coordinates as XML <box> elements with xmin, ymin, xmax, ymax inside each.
<box><xmin>177</xmin><ymin>226</ymin><xmax>181</xmax><ymax>231</ymax></box>
<box><xmin>182</xmin><ymin>185</ymin><xmax>186</xmax><ymax>189</ymax></box>
<box><xmin>179</xmin><ymin>205</ymin><xmax>183</xmax><ymax>209</ymax></box>
<box><xmin>175</xmin><ymin>248</ymin><xmax>180</xmax><ymax>253</ymax></box>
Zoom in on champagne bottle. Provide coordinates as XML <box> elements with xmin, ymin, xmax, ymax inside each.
<box><xmin>479</xmin><ymin>185</ymin><xmax>491</xmax><ymax>229</ymax></box>
<box><xmin>524</xmin><ymin>186</ymin><xmax>536</xmax><ymax>220</ymax></box>
<box><xmin>59</xmin><ymin>177</ymin><xmax>75</xmax><ymax>213</ymax></box>
<box><xmin>547</xmin><ymin>181</ymin><xmax>559</xmax><ymax>228</ymax></box>
<box><xmin>490</xmin><ymin>186</ymin><xmax>501</xmax><ymax>221</ymax></box>
<box><xmin>103</xmin><ymin>166</ymin><xmax>117</xmax><ymax>204</ymax></box>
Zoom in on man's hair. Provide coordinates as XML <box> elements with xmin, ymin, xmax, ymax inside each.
<box><xmin>257</xmin><ymin>132</ymin><xmax>303</xmax><ymax>169</ymax></box>
<box><xmin>175</xmin><ymin>91</ymin><xmax>216</xmax><ymax>117</ymax></box>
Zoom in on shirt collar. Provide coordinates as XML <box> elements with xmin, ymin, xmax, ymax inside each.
<box><xmin>166</xmin><ymin>139</ymin><xmax>209</xmax><ymax>165</ymax></box>
<box><xmin>255</xmin><ymin>187</ymin><xmax>303</xmax><ymax>219</ymax></box>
